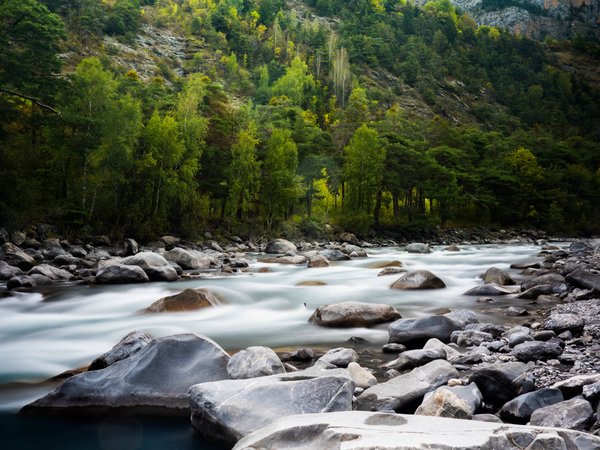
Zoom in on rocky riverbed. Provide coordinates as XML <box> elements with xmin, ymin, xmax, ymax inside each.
<box><xmin>2</xmin><ymin>231</ymin><xmax>600</xmax><ymax>449</ymax></box>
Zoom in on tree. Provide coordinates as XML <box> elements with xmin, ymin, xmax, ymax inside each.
<box><xmin>261</xmin><ymin>128</ymin><xmax>304</xmax><ymax>228</ymax></box>
<box><xmin>331</xmin><ymin>47</ymin><xmax>351</xmax><ymax>106</ymax></box>
<box><xmin>271</xmin><ymin>57</ymin><xmax>316</xmax><ymax>106</ymax></box>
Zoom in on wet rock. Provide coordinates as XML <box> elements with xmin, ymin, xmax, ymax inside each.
<box><xmin>309</xmin><ymin>302</ymin><xmax>401</xmax><ymax>328</ymax></box>
<box><xmin>111</xmin><ymin>239</ymin><xmax>139</xmax><ymax>257</ymax></box>
<box><xmin>566</xmin><ymin>268</ymin><xmax>600</xmax><ymax>292</ymax></box>
<box><xmin>315</xmin><ymin>348</ymin><xmax>358</xmax><ymax>368</ymax></box>
<box><xmin>388</xmin><ymin>315</ymin><xmax>463</xmax><ymax>346</ymax></box>
<box><xmin>516</xmin><ymin>284</ymin><xmax>555</xmax><ymax>299</ymax></box>
<box><xmin>569</xmin><ymin>241</ymin><xmax>594</xmax><ymax>254</ymax></box>
<box><xmin>263</xmin><ymin>255</ymin><xmax>307</xmax><ymax>264</ymax></box>
<box><xmin>281</xmin><ymin>348</ymin><xmax>315</xmax><ymax>362</ymax></box>
<box><xmin>506</xmin><ymin>306</ymin><xmax>528</xmax><ymax>316</ymax></box>
<box><xmin>343</xmin><ymin>244</ymin><xmax>367</xmax><ymax>257</ymax></box>
<box><xmin>232</xmin><ymin>411</ymin><xmax>600</xmax><ymax>450</ymax></box>
<box><xmin>451</xmin><ymin>330</ymin><xmax>493</xmax><ymax>347</ymax></box>
<box><xmin>510</xmin><ymin>262</ymin><xmax>540</xmax><ymax>270</ymax></box>
<box><xmin>145</xmin><ymin>288</ymin><xmax>220</xmax><ymax>313</ymax></box>
<box><xmin>406</xmin><ymin>243</ymin><xmax>432</xmax><ymax>254</ymax></box>
<box><xmin>339</xmin><ymin>232</ymin><xmax>359</xmax><ymax>245</ymax></box>
<box><xmin>534</xmin><ymin>330</ymin><xmax>556</xmax><ymax>341</ymax></box>
<box><xmin>483</xmin><ymin>267</ymin><xmax>515</xmax><ymax>285</ymax></box>
<box><xmin>390</xmin><ymin>270</ymin><xmax>446</xmax><ymax>290</ymax></box>
<box><xmin>415</xmin><ymin>383</ymin><xmax>482</xmax><ymax>419</ymax></box>
<box><xmin>382</xmin><ymin>343</ymin><xmax>407</xmax><ymax>354</ymax></box>
<box><xmin>95</xmin><ymin>264</ymin><xmax>149</xmax><ymax>284</ymax></box>
<box><xmin>347</xmin><ymin>362</ymin><xmax>377</xmax><ymax>389</ymax></box>
<box><xmin>468</xmin><ymin>362</ymin><xmax>531</xmax><ymax>407</ymax></box>
<box><xmin>530</xmin><ymin>396</ymin><xmax>595</xmax><ymax>431</ymax></box>
<box><xmin>121</xmin><ymin>252</ymin><xmax>178</xmax><ymax>281</ymax></box>
<box><xmin>0</xmin><ymin>262</ymin><xmax>23</xmax><ymax>280</ymax></box>
<box><xmin>445</xmin><ymin>310</ymin><xmax>478</xmax><ymax>326</ymax></box>
<box><xmin>30</xmin><ymin>274</ymin><xmax>53</xmax><ymax>286</ymax></box>
<box><xmin>499</xmin><ymin>388</ymin><xmax>564</xmax><ymax>424</ymax></box>
<box><xmin>443</xmin><ymin>245</ymin><xmax>460</xmax><ymax>251</ymax></box>
<box><xmin>7</xmin><ymin>274</ymin><xmax>36</xmax><ymax>289</ymax></box>
<box><xmin>423</xmin><ymin>338</ymin><xmax>461</xmax><ymax>359</ymax></box>
<box><xmin>512</xmin><ymin>341</ymin><xmax>563</xmax><ymax>362</ymax></box>
<box><xmin>521</xmin><ymin>272</ymin><xmax>565</xmax><ymax>291</ymax></box>
<box><xmin>307</xmin><ymin>255</ymin><xmax>329</xmax><ymax>268</ymax></box>
<box><xmin>189</xmin><ymin>368</ymin><xmax>353</xmax><ymax>447</ymax></box>
<box><xmin>265</xmin><ymin>239</ymin><xmax>297</xmax><ymax>254</ymax></box>
<box><xmin>356</xmin><ymin>360</ymin><xmax>458</xmax><ymax>412</ymax></box>
<box><xmin>88</xmin><ymin>331</ymin><xmax>152</xmax><ymax>371</ymax></box>
<box><xmin>317</xmin><ymin>249</ymin><xmax>350</xmax><ymax>261</ymax></box>
<box><xmin>543</xmin><ymin>314</ymin><xmax>585</xmax><ymax>335</ymax></box>
<box><xmin>377</xmin><ymin>267</ymin><xmax>406</xmax><ymax>277</ymax></box>
<box><xmin>23</xmin><ymin>334</ymin><xmax>230</xmax><ymax>415</ymax></box>
<box><xmin>463</xmin><ymin>284</ymin><xmax>516</xmax><ymax>296</ymax></box>
<box><xmin>382</xmin><ymin>347</ymin><xmax>447</xmax><ymax>371</ymax></box>
<box><xmin>163</xmin><ymin>248</ymin><xmax>210</xmax><ymax>271</ymax></box>
<box><xmin>227</xmin><ymin>346</ymin><xmax>285</xmax><ymax>379</ymax></box>
<box><xmin>0</xmin><ymin>243</ymin><xmax>36</xmax><ymax>270</ymax></box>
<box><xmin>28</xmin><ymin>264</ymin><xmax>74</xmax><ymax>281</ymax></box>
<box><xmin>160</xmin><ymin>235</ymin><xmax>180</xmax><ymax>250</ymax></box>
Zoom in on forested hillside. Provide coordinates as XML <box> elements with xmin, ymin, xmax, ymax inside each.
<box><xmin>1</xmin><ymin>0</ymin><xmax>599</xmax><ymax>239</ymax></box>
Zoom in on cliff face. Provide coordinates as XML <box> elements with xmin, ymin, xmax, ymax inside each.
<box><xmin>440</xmin><ymin>0</ymin><xmax>600</xmax><ymax>40</ymax></box>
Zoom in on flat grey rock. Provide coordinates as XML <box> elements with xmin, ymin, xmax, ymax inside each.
<box><xmin>530</xmin><ymin>396</ymin><xmax>595</xmax><ymax>431</ymax></box>
<box><xmin>95</xmin><ymin>264</ymin><xmax>149</xmax><ymax>284</ymax></box>
<box><xmin>164</xmin><ymin>247</ymin><xmax>210</xmax><ymax>270</ymax></box>
<box><xmin>309</xmin><ymin>301</ymin><xmax>401</xmax><ymax>328</ymax></box>
<box><xmin>382</xmin><ymin>348</ymin><xmax>447</xmax><ymax>371</ymax></box>
<box><xmin>389</xmin><ymin>315</ymin><xmax>463</xmax><ymax>345</ymax></box>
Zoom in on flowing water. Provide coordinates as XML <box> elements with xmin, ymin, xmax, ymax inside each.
<box><xmin>0</xmin><ymin>243</ymin><xmax>556</xmax><ymax>449</ymax></box>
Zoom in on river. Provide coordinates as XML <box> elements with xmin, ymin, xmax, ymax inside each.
<box><xmin>0</xmin><ymin>243</ymin><xmax>554</xmax><ymax>449</ymax></box>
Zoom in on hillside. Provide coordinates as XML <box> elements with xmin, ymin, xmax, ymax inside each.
<box><xmin>1</xmin><ymin>0</ymin><xmax>599</xmax><ymax>240</ymax></box>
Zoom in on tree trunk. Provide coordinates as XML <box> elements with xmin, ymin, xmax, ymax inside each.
<box><xmin>374</xmin><ymin>190</ymin><xmax>382</xmax><ymax>226</ymax></box>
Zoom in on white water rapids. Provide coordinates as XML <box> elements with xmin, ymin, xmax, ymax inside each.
<box><xmin>0</xmin><ymin>243</ymin><xmax>554</xmax><ymax>412</ymax></box>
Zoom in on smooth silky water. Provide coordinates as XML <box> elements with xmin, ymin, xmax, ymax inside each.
<box><xmin>0</xmin><ymin>243</ymin><xmax>556</xmax><ymax>449</ymax></box>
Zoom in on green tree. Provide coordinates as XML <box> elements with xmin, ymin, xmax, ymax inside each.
<box><xmin>271</xmin><ymin>57</ymin><xmax>316</xmax><ymax>106</ymax></box>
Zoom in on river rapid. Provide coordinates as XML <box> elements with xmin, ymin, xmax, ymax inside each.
<box><xmin>0</xmin><ymin>243</ymin><xmax>554</xmax><ymax>449</ymax></box>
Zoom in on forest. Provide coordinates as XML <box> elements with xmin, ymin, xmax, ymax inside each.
<box><xmin>1</xmin><ymin>0</ymin><xmax>599</xmax><ymax>240</ymax></box>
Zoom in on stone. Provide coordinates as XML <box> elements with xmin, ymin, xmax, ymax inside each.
<box><xmin>232</xmin><ymin>411</ymin><xmax>600</xmax><ymax>450</ymax></box>
<box><xmin>0</xmin><ymin>243</ymin><xmax>36</xmax><ymax>270</ymax></box>
<box><xmin>263</xmin><ymin>255</ymin><xmax>307</xmax><ymax>264</ymax></box>
<box><xmin>377</xmin><ymin>267</ymin><xmax>406</xmax><ymax>277</ymax></box>
<box><xmin>468</xmin><ymin>362</ymin><xmax>531</xmax><ymax>407</ymax></box>
<box><xmin>543</xmin><ymin>314</ymin><xmax>585</xmax><ymax>335</ymax></box>
<box><xmin>506</xmin><ymin>306</ymin><xmax>528</xmax><ymax>316</ymax></box>
<box><xmin>307</xmin><ymin>255</ymin><xmax>329</xmax><ymax>268</ymax></box>
<box><xmin>88</xmin><ymin>331</ymin><xmax>152</xmax><ymax>371</ymax></box>
<box><xmin>473</xmin><ymin>414</ymin><xmax>504</xmax><ymax>423</ymax></box>
<box><xmin>28</xmin><ymin>264</ymin><xmax>74</xmax><ymax>281</ymax></box>
<box><xmin>121</xmin><ymin>252</ymin><xmax>178</xmax><ymax>281</ymax></box>
<box><xmin>534</xmin><ymin>330</ymin><xmax>556</xmax><ymax>341</ymax></box>
<box><xmin>7</xmin><ymin>274</ymin><xmax>36</xmax><ymax>289</ymax></box>
<box><xmin>582</xmin><ymin>382</ymin><xmax>600</xmax><ymax>402</ymax></box>
<box><xmin>500</xmin><ymin>388</ymin><xmax>564</xmax><ymax>424</ymax></box>
<box><xmin>282</xmin><ymin>348</ymin><xmax>314</xmax><ymax>362</ymax></box>
<box><xmin>444</xmin><ymin>245</ymin><xmax>461</xmax><ymax>251</ymax></box>
<box><xmin>516</xmin><ymin>284</ymin><xmax>555</xmax><ymax>299</ymax></box>
<box><xmin>566</xmin><ymin>268</ymin><xmax>600</xmax><ymax>292</ymax></box>
<box><xmin>530</xmin><ymin>396</ymin><xmax>595</xmax><ymax>431</ymax></box>
<box><xmin>356</xmin><ymin>360</ymin><xmax>458</xmax><ymax>412</ymax></box>
<box><xmin>423</xmin><ymin>338</ymin><xmax>461</xmax><ymax>359</ymax></box>
<box><xmin>463</xmin><ymin>284</ymin><xmax>517</xmax><ymax>296</ymax></box>
<box><xmin>95</xmin><ymin>264</ymin><xmax>149</xmax><ymax>284</ymax></box>
<box><xmin>552</xmin><ymin>374</ymin><xmax>600</xmax><ymax>398</ymax></box>
<box><xmin>160</xmin><ymin>235</ymin><xmax>180</xmax><ymax>249</ymax></box>
<box><xmin>145</xmin><ymin>288</ymin><xmax>220</xmax><ymax>313</ymax></box>
<box><xmin>111</xmin><ymin>238</ymin><xmax>138</xmax><ymax>257</ymax></box>
<box><xmin>347</xmin><ymin>362</ymin><xmax>377</xmax><ymax>389</ymax></box>
<box><xmin>444</xmin><ymin>310</ymin><xmax>479</xmax><ymax>326</ymax></box>
<box><xmin>512</xmin><ymin>341</ymin><xmax>563</xmax><ymax>362</ymax></box>
<box><xmin>0</xmin><ymin>263</ymin><xmax>23</xmax><ymax>280</ymax></box>
<box><xmin>466</xmin><ymin>322</ymin><xmax>508</xmax><ymax>339</ymax></box>
<box><xmin>163</xmin><ymin>247</ymin><xmax>211</xmax><ymax>270</ymax></box>
<box><xmin>227</xmin><ymin>346</ymin><xmax>285</xmax><ymax>379</ymax></box>
<box><xmin>452</xmin><ymin>330</ymin><xmax>493</xmax><ymax>347</ymax></box>
<box><xmin>382</xmin><ymin>343</ymin><xmax>407</xmax><ymax>354</ymax></box>
<box><xmin>189</xmin><ymin>368</ymin><xmax>353</xmax><ymax>447</ymax></box>
<box><xmin>406</xmin><ymin>243</ymin><xmax>432</xmax><ymax>254</ymax></box>
<box><xmin>315</xmin><ymin>347</ymin><xmax>358</xmax><ymax>368</ymax></box>
<box><xmin>339</xmin><ymin>232</ymin><xmax>359</xmax><ymax>245</ymax></box>
<box><xmin>510</xmin><ymin>262</ymin><xmax>540</xmax><ymax>269</ymax></box>
<box><xmin>265</xmin><ymin>239</ymin><xmax>297</xmax><ymax>254</ymax></box>
<box><xmin>318</xmin><ymin>249</ymin><xmax>350</xmax><ymax>261</ymax></box>
<box><xmin>415</xmin><ymin>383</ymin><xmax>482</xmax><ymax>419</ymax></box>
<box><xmin>23</xmin><ymin>334</ymin><xmax>230</xmax><ymax>415</ymax></box>
<box><xmin>521</xmin><ymin>272</ymin><xmax>565</xmax><ymax>291</ymax></box>
<box><xmin>388</xmin><ymin>315</ymin><xmax>463</xmax><ymax>346</ymax></box>
<box><xmin>382</xmin><ymin>347</ymin><xmax>447</xmax><ymax>371</ymax></box>
<box><xmin>390</xmin><ymin>270</ymin><xmax>446</xmax><ymax>290</ymax></box>
<box><xmin>483</xmin><ymin>267</ymin><xmax>515</xmax><ymax>285</ymax></box>
<box><xmin>309</xmin><ymin>302</ymin><xmax>402</xmax><ymax>328</ymax></box>
<box><xmin>569</xmin><ymin>241</ymin><xmax>594</xmax><ymax>253</ymax></box>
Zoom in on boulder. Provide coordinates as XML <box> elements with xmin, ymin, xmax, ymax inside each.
<box><xmin>444</xmin><ymin>310</ymin><xmax>479</xmax><ymax>326</ymax></box>
<box><xmin>378</xmin><ymin>267</ymin><xmax>406</xmax><ymax>277</ymax></box>
<box><xmin>388</xmin><ymin>315</ymin><xmax>463</xmax><ymax>346</ymax></box>
<box><xmin>88</xmin><ymin>331</ymin><xmax>152</xmax><ymax>371</ymax></box>
<box><xmin>543</xmin><ymin>314</ymin><xmax>585</xmax><ymax>335</ymax></box>
<box><xmin>483</xmin><ymin>267</ymin><xmax>515</xmax><ymax>285</ymax></box>
<box><xmin>227</xmin><ymin>346</ymin><xmax>285</xmax><ymax>379</ymax></box>
<box><xmin>530</xmin><ymin>396</ymin><xmax>595</xmax><ymax>431</ymax></box>
<box><xmin>118</xmin><ymin>252</ymin><xmax>177</xmax><ymax>281</ymax></box>
<box><xmin>565</xmin><ymin>268</ymin><xmax>600</xmax><ymax>292</ymax></box>
<box><xmin>339</xmin><ymin>232</ymin><xmax>359</xmax><ymax>245</ymax></box>
<box><xmin>347</xmin><ymin>362</ymin><xmax>377</xmax><ymax>389</ymax></box>
<box><xmin>422</xmin><ymin>338</ymin><xmax>461</xmax><ymax>359</ymax></box>
<box><xmin>355</xmin><ymin>360</ymin><xmax>458</xmax><ymax>412</ymax></box>
<box><xmin>406</xmin><ymin>243</ymin><xmax>432</xmax><ymax>254</ymax></box>
<box><xmin>160</xmin><ymin>235</ymin><xmax>180</xmax><ymax>250</ymax></box>
<box><xmin>264</xmin><ymin>239</ymin><xmax>297</xmax><ymax>254</ymax></box>
<box><xmin>521</xmin><ymin>272</ymin><xmax>565</xmax><ymax>291</ymax></box>
<box><xmin>111</xmin><ymin>239</ymin><xmax>139</xmax><ymax>257</ymax></box>
<box><xmin>468</xmin><ymin>362</ymin><xmax>531</xmax><ymax>407</ymax></box>
<box><xmin>7</xmin><ymin>274</ymin><xmax>36</xmax><ymax>289</ymax></box>
<box><xmin>145</xmin><ymin>288</ymin><xmax>220</xmax><ymax>313</ymax></box>
<box><xmin>512</xmin><ymin>341</ymin><xmax>563</xmax><ymax>362</ymax></box>
<box><xmin>516</xmin><ymin>284</ymin><xmax>555</xmax><ymax>299</ymax></box>
<box><xmin>451</xmin><ymin>330</ymin><xmax>493</xmax><ymax>347</ymax></box>
<box><xmin>463</xmin><ymin>284</ymin><xmax>517</xmax><ymax>296</ymax></box>
<box><xmin>316</xmin><ymin>348</ymin><xmax>358</xmax><ymax>368</ymax></box>
<box><xmin>307</xmin><ymin>255</ymin><xmax>329</xmax><ymax>268</ymax></box>
<box><xmin>317</xmin><ymin>249</ymin><xmax>350</xmax><ymax>261</ymax></box>
<box><xmin>443</xmin><ymin>245</ymin><xmax>461</xmax><ymax>251</ymax></box>
<box><xmin>95</xmin><ymin>264</ymin><xmax>149</xmax><ymax>284</ymax></box>
<box><xmin>189</xmin><ymin>368</ymin><xmax>353</xmax><ymax>446</ymax></box>
<box><xmin>0</xmin><ymin>243</ymin><xmax>36</xmax><ymax>270</ymax></box>
<box><xmin>390</xmin><ymin>270</ymin><xmax>446</xmax><ymax>290</ymax></box>
<box><xmin>309</xmin><ymin>302</ymin><xmax>402</xmax><ymax>328</ymax></box>
<box><xmin>163</xmin><ymin>248</ymin><xmax>210</xmax><ymax>270</ymax></box>
<box><xmin>382</xmin><ymin>347</ymin><xmax>447</xmax><ymax>371</ymax></box>
<box><xmin>281</xmin><ymin>348</ymin><xmax>315</xmax><ymax>362</ymax></box>
<box><xmin>552</xmin><ymin>374</ymin><xmax>600</xmax><ymax>398</ymax></box>
<box><xmin>0</xmin><ymin>263</ymin><xmax>23</xmax><ymax>280</ymax></box>
<box><xmin>499</xmin><ymin>388</ymin><xmax>564</xmax><ymax>424</ymax></box>
<box><xmin>506</xmin><ymin>306</ymin><xmax>528</xmax><ymax>316</ymax></box>
<box><xmin>263</xmin><ymin>255</ymin><xmax>307</xmax><ymax>264</ymax></box>
<box><xmin>569</xmin><ymin>241</ymin><xmax>593</xmax><ymax>253</ymax></box>
<box><xmin>23</xmin><ymin>334</ymin><xmax>230</xmax><ymax>415</ymax></box>
<box><xmin>343</xmin><ymin>244</ymin><xmax>367</xmax><ymax>257</ymax></box>
<box><xmin>232</xmin><ymin>411</ymin><xmax>600</xmax><ymax>450</ymax></box>
<box><xmin>415</xmin><ymin>383</ymin><xmax>482</xmax><ymax>419</ymax></box>
<box><xmin>28</xmin><ymin>264</ymin><xmax>74</xmax><ymax>281</ymax></box>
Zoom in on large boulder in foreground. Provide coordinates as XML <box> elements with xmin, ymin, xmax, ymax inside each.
<box><xmin>391</xmin><ymin>270</ymin><xmax>445</xmax><ymax>290</ymax></box>
<box><xmin>22</xmin><ymin>334</ymin><xmax>230</xmax><ymax>416</ymax></box>
<box><xmin>388</xmin><ymin>315</ymin><xmax>463</xmax><ymax>346</ymax></box>
<box><xmin>264</xmin><ymin>239</ymin><xmax>296</xmax><ymax>254</ymax></box>
<box><xmin>309</xmin><ymin>301</ymin><xmax>401</xmax><ymax>328</ymax></box>
<box><xmin>356</xmin><ymin>360</ymin><xmax>458</xmax><ymax>412</ymax></box>
<box><xmin>145</xmin><ymin>288</ymin><xmax>220</xmax><ymax>313</ymax></box>
<box><xmin>189</xmin><ymin>368</ymin><xmax>354</xmax><ymax>446</ymax></box>
<box><xmin>232</xmin><ymin>411</ymin><xmax>600</xmax><ymax>450</ymax></box>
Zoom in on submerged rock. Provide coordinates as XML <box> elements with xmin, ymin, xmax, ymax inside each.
<box><xmin>390</xmin><ymin>270</ymin><xmax>446</xmax><ymax>290</ymax></box>
<box><xmin>309</xmin><ymin>302</ymin><xmax>401</xmax><ymax>328</ymax></box>
<box><xmin>406</xmin><ymin>243</ymin><xmax>432</xmax><ymax>254</ymax></box>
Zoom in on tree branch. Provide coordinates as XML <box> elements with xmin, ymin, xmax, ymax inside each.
<box><xmin>0</xmin><ymin>88</ymin><xmax>61</xmax><ymax>115</ymax></box>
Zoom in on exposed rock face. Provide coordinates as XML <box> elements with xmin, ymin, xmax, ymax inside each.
<box><xmin>232</xmin><ymin>411</ymin><xmax>600</xmax><ymax>450</ymax></box>
<box><xmin>95</xmin><ymin>264</ymin><xmax>149</xmax><ymax>284</ymax></box>
<box><xmin>227</xmin><ymin>346</ymin><xmax>285</xmax><ymax>379</ymax></box>
<box><xmin>309</xmin><ymin>302</ymin><xmax>402</xmax><ymax>328</ymax></box>
<box><xmin>23</xmin><ymin>334</ymin><xmax>230</xmax><ymax>415</ymax></box>
<box><xmin>145</xmin><ymin>288</ymin><xmax>220</xmax><ymax>313</ymax></box>
<box><xmin>388</xmin><ymin>315</ymin><xmax>464</xmax><ymax>345</ymax></box>
<box><xmin>264</xmin><ymin>239</ymin><xmax>297</xmax><ymax>254</ymax></box>
<box><xmin>189</xmin><ymin>368</ymin><xmax>354</xmax><ymax>446</ymax></box>
<box><xmin>390</xmin><ymin>270</ymin><xmax>446</xmax><ymax>290</ymax></box>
